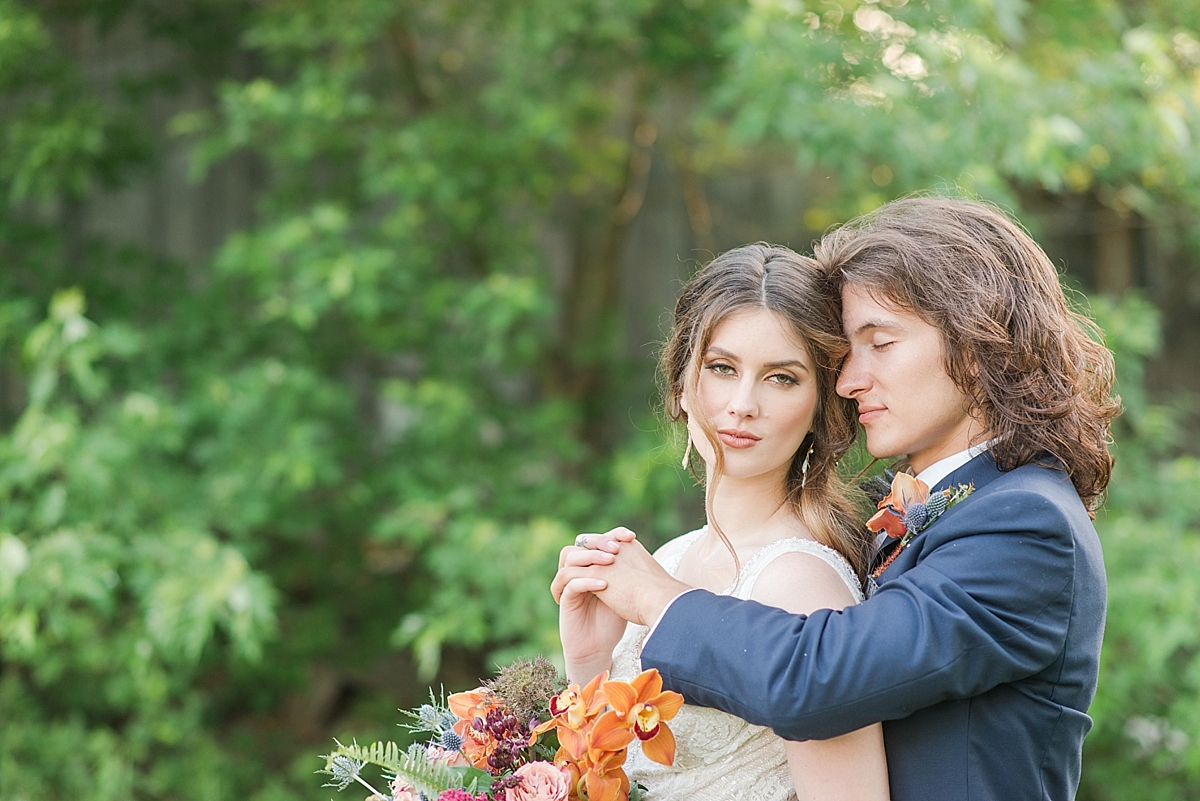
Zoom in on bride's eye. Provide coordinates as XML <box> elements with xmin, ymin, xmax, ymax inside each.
<box><xmin>705</xmin><ymin>362</ymin><xmax>735</xmax><ymax>376</ymax></box>
<box><xmin>768</xmin><ymin>372</ymin><xmax>798</xmax><ymax>385</ymax></box>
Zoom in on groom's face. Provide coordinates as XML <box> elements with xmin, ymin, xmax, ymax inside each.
<box><xmin>836</xmin><ymin>284</ymin><xmax>983</xmax><ymax>474</ymax></box>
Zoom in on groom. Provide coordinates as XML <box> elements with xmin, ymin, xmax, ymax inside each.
<box><xmin>554</xmin><ymin>196</ymin><xmax>1118</xmax><ymax>800</ymax></box>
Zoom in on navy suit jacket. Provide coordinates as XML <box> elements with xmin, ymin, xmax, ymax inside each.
<box><xmin>640</xmin><ymin>454</ymin><xmax>1106</xmax><ymax>801</ymax></box>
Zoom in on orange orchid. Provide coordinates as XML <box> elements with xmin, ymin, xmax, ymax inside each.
<box><xmin>447</xmin><ymin>687</ymin><xmax>501</xmax><ymax>724</ymax></box>
<box><xmin>446</xmin><ymin>688</ymin><xmax>504</xmax><ymax>770</ymax></box>
<box><xmin>602</xmin><ymin>669</ymin><xmax>684</xmax><ymax>766</ymax></box>
<box><xmin>868</xmin><ymin>474</ymin><xmax>974</xmax><ymax>580</ymax></box>
<box><xmin>549</xmin><ymin>712</ymin><xmax>633</xmax><ymax>801</ymax></box>
<box><xmin>534</xmin><ymin>670</ymin><xmax>610</xmax><ymax>762</ymax></box>
<box><xmin>554</xmin><ymin>753</ymin><xmax>585</xmax><ymax>801</ymax></box>
<box><xmin>581</xmin><ymin>736</ymin><xmax>631</xmax><ymax>801</ymax></box>
<box><xmin>554</xmin><ymin>741</ymin><xmax>630</xmax><ymax>801</ymax></box>
<box><xmin>535</xmin><ymin>668</ymin><xmax>681</xmax><ymax>801</ymax></box>
<box><xmin>866</xmin><ymin>472</ymin><xmax>929</xmax><ymax>540</ymax></box>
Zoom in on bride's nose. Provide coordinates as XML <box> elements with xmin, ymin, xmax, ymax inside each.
<box><xmin>727</xmin><ymin>378</ymin><xmax>759</xmax><ymax>419</ymax></box>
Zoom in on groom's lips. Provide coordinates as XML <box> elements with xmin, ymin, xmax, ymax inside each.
<box><xmin>857</xmin><ymin>405</ymin><xmax>886</xmax><ymax>424</ymax></box>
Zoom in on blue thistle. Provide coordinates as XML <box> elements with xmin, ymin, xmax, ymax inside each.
<box><xmin>439</xmin><ymin>729</ymin><xmax>464</xmax><ymax>752</ymax></box>
<box><xmin>925</xmin><ymin>491</ymin><xmax>949</xmax><ymax>519</ymax></box>
<box><xmin>415</xmin><ymin>704</ymin><xmax>442</xmax><ymax>729</ymax></box>
<box><xmin>323</xmin><ymin>754</ymin><xmax>364</xmax><ymax>790</ymax></box>
<box><xmin>903</xmin><ymin>502</ymin><xmax>929</xmax><ymax>532</ymax></box>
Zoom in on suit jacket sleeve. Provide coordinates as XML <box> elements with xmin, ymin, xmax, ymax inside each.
<box><xmin>639</xmin><ymin>488</ymin><xmax>1078</xmax><ymax>741</ymax></box>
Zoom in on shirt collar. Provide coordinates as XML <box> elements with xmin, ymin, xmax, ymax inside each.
<box><xmin>915</xmin><ymin>440</ymin><xmax>991</xmax><ymax>490</ymax></box>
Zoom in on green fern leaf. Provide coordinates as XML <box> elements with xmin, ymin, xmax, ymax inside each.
<box><xmin>326</xmin><ymin>741</ymin><xmax>487</xmax><ymax>797</ymax></box>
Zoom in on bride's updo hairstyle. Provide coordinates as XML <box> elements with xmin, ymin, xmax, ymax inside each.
<box><xmin>662</xmin><ymin>244</ymin><xmax>870</xmax><ymax>582</ymax></box>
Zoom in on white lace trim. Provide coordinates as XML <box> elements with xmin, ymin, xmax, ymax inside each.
<box><xmin>733</xmin><ymin>536</ymin><xmax>865</xmax><ymax>603</ymax></box>
<box><xmin>610</xmin><ymin>529</ymin><xmax>863</xmax><ymax>801</ymax></box>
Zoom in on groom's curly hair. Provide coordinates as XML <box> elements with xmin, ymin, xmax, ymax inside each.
<box><xmin>814</xmin><ymin>195</ymin><xmax>1120</xmax><ymax>514</ymax></box>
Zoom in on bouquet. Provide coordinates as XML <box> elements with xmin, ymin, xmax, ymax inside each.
<box><xmin>320</xmin><ymin>657</ymin><xmax>683</xmax><ymax>801</ymax></box>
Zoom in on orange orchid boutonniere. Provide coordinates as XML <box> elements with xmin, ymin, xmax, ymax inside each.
<box><xmin>868</xmin><ymin>472</ymin><xmax>973</xmax><ymax>579</ymax></box>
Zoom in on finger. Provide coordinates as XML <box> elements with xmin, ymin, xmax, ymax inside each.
<box><xmin>561</xmin><ymin>576</ymin><xmax>608</xmax><ymax>601</ymax></box>
<box><xmin>562</xmin><ymin>549</ymin><xmax>615</xmax><ymax>568</ymax></box>
<box><xmin>550</xmin><ymin>569</ymin><xmax>568</xmax><ymax>603</ymax></box>
<box><xmin>559</xmin><ymin>542</ymin><xmax>600</xmax><ymax>568</ymax></box>
<box><xmin>573</xmin><ymin>533</ymin><xmax>621</xmax><ymax>553</ymax></box>
<box><xmin>596</xmin><ymin>536</ymin><xmax>622</xmax><ymax>553</ymax></box>
<box><xmin>604</xmin><ymin>527</ymin><xmax>638</xmax><ymax>543</ymax></box>
<box><xmin>552</xmin><ymin>561</ymin><xmax>610</xmax><ymax>602</ymax></box>
<box><xmin>552</xmin><ymin>563</ymin><xmax>600</xmax><ymax>603</ymax></box>
<box><xmin>559</xmin><ymin>545</ymin><xmax>616</xmax><ymax>572</ymax></box>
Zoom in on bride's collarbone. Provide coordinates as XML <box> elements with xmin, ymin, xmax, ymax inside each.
<box><xmin>673</xmin><ymin>550</ymin><xmax>737</xmax><ymax>593</ymax></box>
<box><xmin>674</xmin><ymin>523</ymin><xmax>816</xmax><ymax>592</ymax></box>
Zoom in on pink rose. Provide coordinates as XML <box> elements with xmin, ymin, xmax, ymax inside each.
<box><xmin>389</xmin><ymin>779</ymin><xmax>418</xmax><ymax>801</ymax></box>
<box><xmin>426</xmin><ymin>746</ymin><xmax>470</xmax><ymax>768</ymax></box>
<box><xmin>505</xmin><ymin>761</ymin><xmax>571</xmax><ymax>801</ymax></box>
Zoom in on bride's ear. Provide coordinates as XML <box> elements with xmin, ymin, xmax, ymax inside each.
<box><xmin>679</xmin><ymin>391</ymin><xmax>689</xmax><ymax>415</ymax></box>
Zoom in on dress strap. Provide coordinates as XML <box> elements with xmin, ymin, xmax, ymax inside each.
<box><xmin>733</xmin><ymin>537</ymin><xmax>865</xmax><ymax>603</ymax></box>
<box><xmin>653</xmin><ymin>528</ymin><xmax>706</xmax><ymax>577</ymax></box>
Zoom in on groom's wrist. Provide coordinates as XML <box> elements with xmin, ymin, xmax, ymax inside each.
<box><xmin>637</xmin><ymin>577</ymin><xmax>690</xmax><ymax>627</ymax></box>
<box><xmin>641</xmin><ymin>587</ymin><xmax>702</xmax><ymax>651</ymax></box>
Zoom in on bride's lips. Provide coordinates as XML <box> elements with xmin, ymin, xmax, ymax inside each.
<box><xmin>857</xmin><ymin>405</ymin><xmax>886</xmax><ymax>424</ymax></box>
<box><xmin>718</xmin><ymin>428</ymin><xmax>761</xmax><ymax>449</ymax></box>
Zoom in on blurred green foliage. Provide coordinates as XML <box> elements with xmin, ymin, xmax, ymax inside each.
<box><xmin>1</xmin><ymin>0</ymin><xmax>1199</xmax><ymax>798</ymax></box>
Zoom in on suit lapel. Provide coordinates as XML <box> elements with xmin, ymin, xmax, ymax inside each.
<box><xmin>870</xmin><ymin>452</ymin><xmax>1002</xmax><ymax>584</ymax></box>
<box><xmin>932</xmin><ymin>451</ymin><xmax>1003</xmax><ymax>495</ymax></box>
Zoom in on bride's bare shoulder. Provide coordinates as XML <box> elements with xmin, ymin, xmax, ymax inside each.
<box><xmin>748</xmin><ymin>545</ymin><xmax>861</xmax><ymax>616</ymax></box>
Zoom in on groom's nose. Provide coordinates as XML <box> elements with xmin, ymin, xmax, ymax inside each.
<box><xmin>836</xmin><ymin>351</ymin><xmax>867</xmax><ymax>398</ymax></box>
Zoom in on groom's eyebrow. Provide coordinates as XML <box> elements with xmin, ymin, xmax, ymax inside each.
<box><xmin>849</xmin><ymin>318</ymin><xmax>905</xmax><ymax>337</ymax></box>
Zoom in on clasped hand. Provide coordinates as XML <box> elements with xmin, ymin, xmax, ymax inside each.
<box><xmin>551</xmin><ymin>527</ymin><xmax>690</xmax><ymax>683</ymax></box>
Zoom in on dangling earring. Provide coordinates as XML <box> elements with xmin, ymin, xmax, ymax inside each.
<box><xmin>681</xmin><ymin>437</ymin><xmax>693</xmax><ymax>469</ymax></box>
<box><xmin>800</xmin><ymin>441</ymin><xmax>814</xmax><ymax>488</ymax></box>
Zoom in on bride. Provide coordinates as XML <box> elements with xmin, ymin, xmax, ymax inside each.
<box><xmin>553</xmin><ymin>245</ymin><xmax>890</xmax><ymax>801</ymax></box>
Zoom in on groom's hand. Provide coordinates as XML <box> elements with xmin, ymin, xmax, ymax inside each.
<box><xmin>552</xmin><ymin>527</ymin><xmax>689</xmax><ymax>627</ymax></box>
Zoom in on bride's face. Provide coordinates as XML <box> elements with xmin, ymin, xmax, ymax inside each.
<box><xmin>684</xmin><ymin>308</ymin><xmax>818</xmax><ymax>484</ymax></box>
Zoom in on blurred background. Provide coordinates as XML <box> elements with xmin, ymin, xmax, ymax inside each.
<box><xmin>1</xmin><ymin>0</ymin><xmax>1199</xmax><ymax>798</ymax></box>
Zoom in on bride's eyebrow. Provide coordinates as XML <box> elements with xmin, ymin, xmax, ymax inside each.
<box><xmin>706</xmin><ymin>347</ymin><xmax>808</xmax><ymax>372</ymax></box>
<box><xmin>763</xmin><ymin>359</ymin><xmax>809</xmax><ymax>372</ymax></box>
<box><xmin>704</xmin><ymin>346</ymin><xmax>740</xmax><ymax>361</ymax></box>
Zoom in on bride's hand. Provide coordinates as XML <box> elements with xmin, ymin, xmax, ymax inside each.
<box><xmin>560</xmin><ymin>529</ymin><xmax>691</xmax><ymax>628</ymax></box>
<box><xmin>570</xmin><ymin>529</ymin><xmax>637</xmax><ymax>552</ymax></box>
<box><xmin>553</xmin><ymin>543</ymin><xmax>630</xmax><ymax>684</ymax></box>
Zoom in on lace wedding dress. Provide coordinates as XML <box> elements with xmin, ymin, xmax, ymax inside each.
<box><xmin>609</xmin><ymin>528</ymin><xmax>865</xmax><ymax>801</ymax></box>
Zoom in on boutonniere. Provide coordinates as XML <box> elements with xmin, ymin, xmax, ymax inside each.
<box><xmin>868</xmin><ymin>472</ymin><xmax>973</xmax><ymax>579</ymax></box>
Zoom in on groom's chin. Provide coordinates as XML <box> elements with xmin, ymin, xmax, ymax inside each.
<box><xmin>862</xmin><ymin>439</ymin><xmax>903</xmax><ymax>462</ymax></box>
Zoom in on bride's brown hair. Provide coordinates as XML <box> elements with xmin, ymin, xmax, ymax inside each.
<box><xmin>662</xmin><ymin>244</ymin><xmax>870</xmax><ymax>582</ymax></box>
